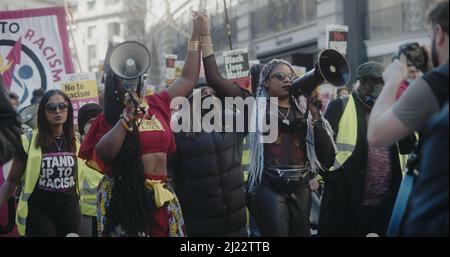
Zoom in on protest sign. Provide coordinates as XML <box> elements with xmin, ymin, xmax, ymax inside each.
<box><xmin>61</xmin><ymin>72</ymin><xmax>99</xmax><ymax>125</ymax></box>
<box><xmin>224</xmin><ymin>48</ymin><xmax>251</xmax><ymax>92</ymax></box>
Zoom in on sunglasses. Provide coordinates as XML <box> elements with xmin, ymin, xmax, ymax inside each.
<box><xmin>270</xmin><ymin>72</ymin><xmax>296</xmax><ymax>82</ymax></box>
<box><xmin>46</xmin><ymin>102</ymin><xmax>69</xmax><ymax>113</ymax></box>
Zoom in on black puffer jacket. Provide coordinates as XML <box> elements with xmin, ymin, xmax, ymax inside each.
<box><xmin>169</xmin><ymin>131</ymin><xmax>248</xmax><ymax>237</ymax></box>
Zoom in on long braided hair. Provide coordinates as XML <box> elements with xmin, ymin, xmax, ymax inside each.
<box><xmin>103</xmin><ymin>71</ymin><xmax>153</xmax><ymax>236</ymax></box>
<box><xmin>247</xmin><ymin>60</ymin><xmax>336</xmax><ymax>193</ymax></box>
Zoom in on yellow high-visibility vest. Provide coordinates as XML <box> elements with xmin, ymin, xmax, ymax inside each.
<box><xmin>80</xmin><ymin>164</ymin><xmax>103</xmax><ymax>217</ymax></box>
<box><xmin>242</xmin><ymin>137</ymin><xmax>251</xmax><ymax>183</ymax></box>
<box><xmin>331</xmin><ymin>95</ymin><xmax>358</xmax><ymax>171</ymax></box>
<box><xmin>16</xmin><ymin>130</ymin><xmax>84</xmax><ymax>236</ymax></box>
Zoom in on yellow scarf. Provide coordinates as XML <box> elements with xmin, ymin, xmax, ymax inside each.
<box><xmin>146</xmin><ymin>180</ymin><xmax>175</xmax><ymax>208</ymax></box>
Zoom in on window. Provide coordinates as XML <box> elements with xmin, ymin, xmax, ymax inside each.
<box><xmin>251</xmin><ymin>0</ymin><xmax>317</xmax><ymax>39</ymax></box>
<box><xmin>366</xmin><ymin>0</ymin><xmax>439</xmax><ymax>39</ymax></box>
<box><xmin>88</xmin><ymin>45</ymin><xmax>97</xmax><ymax>64</ymax></box>
<box><xmin>87</xmin><ymin>0</ymin><xmax>96</xmax><ymax>10</ymax></box>
<box><xmin>87</xmin><ymin>26</ymin><xmax>96</xmax><ymax>39</ymax></box>
<box><xmin>108</xmin><ymin>22</ymin><xmax>121</xmax><ymax>40</ymax></box>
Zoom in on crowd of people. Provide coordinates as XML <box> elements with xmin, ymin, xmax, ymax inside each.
<box><xmin>0</xmin><ymin>1</ymin><xmax>448</xmax><ymax>237</ymax></box>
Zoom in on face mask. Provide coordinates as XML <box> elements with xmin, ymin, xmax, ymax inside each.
<box><xmin>358</xmin><ymin>84</ymin><xmax>383</xmax><ymax>107</ymax></box>
<box><xmin>407</xmin><ymin>79</ymin><xmax>416</xmax><ymax>85</ymax></box>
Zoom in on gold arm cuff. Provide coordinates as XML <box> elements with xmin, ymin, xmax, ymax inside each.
<box><xmin>202</xmin><ymin>46</ymin><xmax>214</xmax><ymax>58</ymax></box>
<box><xmin>201</xmin><ymin>35</ymin><xmax>213</xmax><ymax>45</ymax></box>
<box><xmin>188</xmin><ymin>41</ymin><xmax>200</xmax><ymax>52</ymax></box>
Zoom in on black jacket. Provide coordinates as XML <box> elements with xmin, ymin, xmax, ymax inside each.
<box><xmin>402</xmin><ymin>103</ymin><xmax>449</xmax><ymax>236</ymax></box>
<box><xmin>318</xmin><ymin>93</ymin><xmax>412</xmax><ymax>236</ymax></box>
<box><xmin>168</xmin><ymin>130</ymin><xmax>248</xmax><ymax>237</ymax></box>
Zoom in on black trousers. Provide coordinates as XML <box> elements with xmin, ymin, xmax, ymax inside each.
<box><xmin>360</xmin><ymin>196</ymin><xmax>395</xmax><ymax>237</ymax></box>
<box><xmin>253</xmin><ymin>177</ymin><xmax>311</xmax><ymax>237</ymax></box>
<box><xmin>26</xmin><ymin>201</ymin><xmax>81</xmax><ymax>237</ymax></box>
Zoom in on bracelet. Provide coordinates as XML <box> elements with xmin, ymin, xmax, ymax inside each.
<box><xmin>122</xmin><ymin>111</ymin><xmax>133</xmax><ymax>123</ymax></box>
<box><xmin>188</xmin><ymin>41</ymin><xmax>200</xmax><ymax>52</ymax></box>
<box><xmin>120</xmin><ymin>118</ymin><xmax>133</xmax><ymax>132</ymax></box>
<box><xmin>201</xmin><ymin>35</ymin><xmax>212</xmax><ymax>45</ymax></box>
<box><xmin>202</xmin><ymin>46</ymin><xmax>214</xmax><ymax>58</ymax></box>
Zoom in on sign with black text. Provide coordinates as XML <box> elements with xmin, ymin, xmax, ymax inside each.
<box><xmin>224</xmin><ymin>48</ymin><xmax>251</xmax><ymax>92</ymax></box>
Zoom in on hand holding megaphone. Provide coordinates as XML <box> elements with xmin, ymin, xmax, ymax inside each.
<box><xmin>122</xmin><ymin>90</ymin><xmax>139</xmax><ymax>121</ymax></box>
<box><xmin>308</xmin><ymin>89</ymin><xmax>324</xmax><ymax>119</ymax></box>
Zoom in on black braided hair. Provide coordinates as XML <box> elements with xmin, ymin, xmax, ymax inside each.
<box><xmin>103</xmin><ymin>71</ymin><xmax>153</xmax><ymax>236</ymax></box>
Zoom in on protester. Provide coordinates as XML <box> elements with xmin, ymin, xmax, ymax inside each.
<box><xmin>368</xmin><ymin>0</ymin><xmax>449</xmax><ymax>148</ymax></box>
<box><xmin>319</xmin><ymin>62</ymin><xmax>411</xmax><ymax>237</ymax></box>
<box><xmin>169</xmin><ymin>82</ymin><xmax>248</xmax><ymax>237</ymax></box>
<box><xmin>0</xmin><ymin>77</ymin><xmax>22</xmax><ymax>236</ymax></box>
<box><xmin>0</xmin><ymin>78</ymin><xmax>22</xmax><ymax>166</ymax></box>
<box><xmin>250</xmin><ymin>62</ymin><xmax>335</xmax><ymax>237</ymax></box>
<box><xmin>77</xmin><ymin>103</ymin><xmax>104</xmax><ymax>237</ymax></box>
<box><xmin>168</xmin><ymin>14</ymin><xmax>250</xmax><ymax>237</ymax></box>
<box><xmin>78</xmin><ymin>12</ymin><xmax>205</xmax><ymax>237</ymax></box>
<box><xmin>0</xmin><ymin>90</ymin><xmax>84</xmax><ymax>236</ymax></box>
<box><xmin>337</xmin><ymin>87</ymin><xmax>351</xmax><ymax>99</ymax></box>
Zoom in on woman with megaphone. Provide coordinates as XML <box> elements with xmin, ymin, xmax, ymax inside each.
<box><xmin>199</xmin><ymin>15</ymin><xmax>340</xmax><ymax>236</ymax></box>
<box><xmin>78</xmin><ymin>12</ymin><xmax>205</xmax><ymax>237</ymax></box>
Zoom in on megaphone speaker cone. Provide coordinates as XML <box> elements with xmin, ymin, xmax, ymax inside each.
<box><xmin>109</xmin><ymin>41</ymin><xmax>151</xmax><ymax>80</ymax></box>
<box><xmin>19</xmin><ymin>104</ymin><xmax>38</xmax><ymax>129</ymax></box>
<box><xmin>318</xmin><ymin>49</ymin><xmax>351</xmax><ymax>87</ymax></box>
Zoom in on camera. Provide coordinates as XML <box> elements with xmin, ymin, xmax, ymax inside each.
<box><xmin>395</xmin><ymin>43</ymin><xmax>429</xmax><ymax>73</ymax></box>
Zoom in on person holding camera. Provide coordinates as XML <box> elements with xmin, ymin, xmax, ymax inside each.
<box><xmin>368</xmin><ymin>1</ymin><xmax>449</xmax><ymax>237</ymax></box>
<box><xmin>318</xmin><ymin>62</ymin><xmax>411</xmax><ymax>237</ymax></box>
<box><xmin>368</xmin><ymin>0</ymin><xmax>449</xmax><ymax>148</ymax></box>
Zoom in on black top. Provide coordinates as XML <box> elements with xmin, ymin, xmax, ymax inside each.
<box><xmin>264</xmin><ymin>105</ymin><xmax>308</xmax><ymax>167</ymax></box>
<box><xmin>26</xmin><ymin>136</ymin><xmax>78</xmax><ymax>210</ymax></box>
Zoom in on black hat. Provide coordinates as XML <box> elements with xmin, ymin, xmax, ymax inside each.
<box><xmin>78</xmin><ymin>103</ymin><xmax>103</xmax><ymax>135</ymax></box>
<box><xmin>357</xmin><ymin>62</ymin><xmax>385</xmax><ymax>80</ymax></box>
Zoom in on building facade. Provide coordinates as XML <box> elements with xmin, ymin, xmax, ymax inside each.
<box><xmin>67</xmin><ymin>0</ymin><xmax>127</xmax><ymax>73</ymax></box>
<box><xmin>147</xmin><ymin>0</ymin><xmax>439</xmax><ymax>87</ymax></box>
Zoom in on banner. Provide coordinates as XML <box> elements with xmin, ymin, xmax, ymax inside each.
<box><xmin>326</xmin><ymin>24</ymin><xmax>349</xmax><ymax>55</ymax></box>
<box><xmin>0</xmin><ymin>7</ymin><xmax>74</xmax><ymax>109</ymax></box>
<box><xmin>224</xmin><ymin>48</ymin><xmax>251</xmax><ymax>92</ymax></box>
<box><xmin>61</xmin><ymin>72</ymin><xmax>99</xmax><ymax>126</ymax></box>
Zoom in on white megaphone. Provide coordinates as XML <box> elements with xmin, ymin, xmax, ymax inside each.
<box><xmin>108</xmin><ymin>41</ymin><xmax>151</xmax><ymax>84</ymax></box>
<box><xmin>19</xmin><ymin>104</ymin><xmax>38</xmax><ymax>130</ymax></box>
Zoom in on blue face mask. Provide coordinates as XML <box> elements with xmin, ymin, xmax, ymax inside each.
<box><xmin>407</xmin><ymin>79</ymin><xmax>416</xmax><ymax>85</ymax></box>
